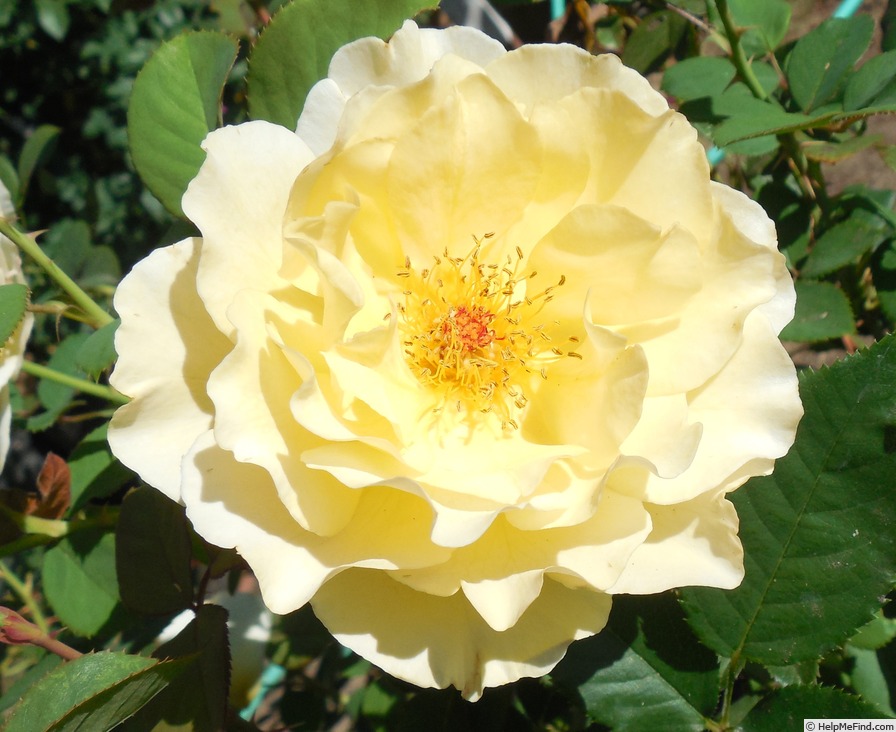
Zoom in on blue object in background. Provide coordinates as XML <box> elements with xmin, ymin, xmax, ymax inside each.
<box><xmin>551</xmin><ymin>0</ymin><xmax>566</xmax><ymax>21</ymax></box>
<box><xmin>834</xmin><ymin>0</ymin><xmax>865</xmax><ymax>19</ymax></box>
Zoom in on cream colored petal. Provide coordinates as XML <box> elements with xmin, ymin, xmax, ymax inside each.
<box><xmin>0</xmin><ymin>387</ymin><xmax>10</xmax><ymax>470</ymax></box>
<box><xmin>297</xmin><ymin>21</ymin><xmax>505</xmax><ymax>156</ymax></box>
<box><xmin>109</xmin><ymin>239</ymin><xmax>230</xmax><ymax>501</ymax></box>
<box><xmin>527</xmin><ymin>205</ymin><xmax>702</xmax><ymax>331</ymax></box>
<box><xmin>486</xmin><ymin>44</ymin><xmax>668</xmax><ymax>117</ymax></box>
<box><xmin>618</xmin><ymin>195</ymin><xmax>780</xmax><ymax>396</ymax></box>
<box><xmin>386</xmin><ymin>73</ymin><xmax>541</xmax><ymax>259</ymax></box>
<box><xmin>524</xmin><ymin>319</ymin><xmax>648</xmax><ymax>468</ymax></box>
<box><xmin>207</xmin><ymin>288</ymin><xmax>360</xmax><ymax>535</ymax></box>
<box><xmin>183</xmin><ymin>121</ymin><xmax>315</xmax><ymax>337</ymax></box>
<box><xmin>549</xmin><ymin>87</ymin><xmax>713</xmax><ymax>243</ymax></box>
<box><xmin>0</xmin><ymin>225</ymin><xmax>31</xmax><ymax>470</ymax></box>
<box><xmin>619</xmin><ymin>394</ymin><xmax>703</xmax><ymax>479</ymax></box>
<box><xmin>607</xmin><ymin>493</ymin><xmax>744</xmax><ymax>593</ymax></box>
<box><xmin>329</xmin><ymin>20</ymin><xmax>504</xmax><ymax>98</ymax></box>
<box><xmin>711</xmin><ymin>182</ymin><xmax>795</xmax><ymax>334</ymax></box>
<box><xmin>502</xmin><ymin>103</ymin><xmax>589</xmax><ymax>255</ymax></box>
<box><xmin>182</xmin><ymin>431</ymin><xmax>451</xmax><ymax>614</ymax></box>
<box><xmin>295</xmin><ymin>78</ymin><xmax>347</xmax><ymax>155</ymax></box>
<box><xmin>396</xmin><ymin>491</ymin><xmax>650</xmax><ymax>603</ymax></box>
<box><xmin>631</xmin><ymin>312</ymin><xmax>801</xmax><ymax>505</ymax></box>
<box><xmin>312</xmin><ymin>569</ymin><xmax>611</xmax><ymax>700</ymax></box>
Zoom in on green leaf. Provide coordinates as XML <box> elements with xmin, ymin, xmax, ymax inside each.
<box><xmin>740</xmin><ymin>686</ymin><xmax>891</xmax><ymax>731</ymax></box>
<box><xmin>0</xmin><ymin>654</ymin><xmax>62</xmax><ymax>715</ymax></box>
<box><xmin>845</xmin><ymin>50</ymin><xmax>896</xmax><ymax>111</ymax></box>
<box><xmin>850</xmin><ymin>611</ymin><xmax>896</xmax><ymax>651</ymax></box>
<box><xmin>662</xmin><ymin>57</ymin><xmax>736</xmax><ymax>101</ymax></box>
<box><xmin>116</xmin><ymin>487</ymin><xmax>193</xmax><ymax>616</ymax></box>
<box><xmin>728</xmin><ymin>0</ymin><xmax>791</xmax><ymax>56</ymax></box>
<box><xmin>41</xmin><ymin>219</ymin><xmax>91</xmax><ymax>280</ymax></box>
<box><xmin>801</xmin><ymin>210</ymin><xmax>888</xmax><ymax>279</ymax></box>
<box><xmin>34</xmin><ymin>0</ymin><xmax>70</xmax><ymax>40</ymax></box>
<box><xmin>28</xmin><ymin>332</ymin><xmax>90</xmax><ymax>432</ymax></box>
<box><xmin>75</xmin><ymin>319</ymin><xmax>118</xmax><ymax>376</ymax></box>
<box><xmin>552</xmin><ymin>594</ymin><xmax>719</xmax><ymax>731</ymax></box>
<box><xmin>43</xmin><ymin>529</ymin><xmax>119</xmax><ymax>636</ymax></box>
<box><xmin>0</xmin><ymin>154</ymin><xmax>19</xmax><ymax>206</ymax></box>
<box><xmin>779</xmin><ymin>280</ymin><xmax>855</xmax><ymax>342</ymax></box>
<box><xmin>787</xmin><ymin>16</ymin><xmax>874</xmax><ymax>112</ymax></box>
<box><xmin>68</xmin><ymin>422</ymin><xmax>134</xmax><ymax>513</ymax></box>
<box><xmin>846</xmin><ymin>645</ymin><xmax>896</xmax><ymax>716</ymax></box>
<box><xmin>4</xmin><ymin>651</ymin><xmax>189</xmax><ymax>732</ymax></box>
<box><xmin>622</xmin><ymin>10</ymin><xmax>687</xmax><ymax>74</ymax></box>
<box><xmin>681</xmin><ymin>336</ymin><xmax>896</xmax><ymax>666</ymax></box>
<box><xmin>0</xmin><ymin>283</ymin><xmax>28</xmax><ymax>345</ymax></box>
<box><xmin>141</xmin><ymin>604</ymin><xmax>231</xmax><ymax>732</ymax></box>
<box><xmin>803</xmin><ymin>133</ymin><xmax>883</xmax><ymax>163</ymax></box>
<box><xmin>873</xmin><ymin>238</ymin><xmax>896</xmax><ymax>323</ymax></box>
<box><xmin>247</xmin><ymin>0</ymin><xmax>441</xmax><ymax>130</ymax></box>
<box><xmin>128</xmin><ymin>31</ymin><xmax>238</xmax><ymax>217</ymax></box>
<box><xmin>17</xmin><ymin>124</ymin><xmax>60</xmax><ymax>205</ymax></box>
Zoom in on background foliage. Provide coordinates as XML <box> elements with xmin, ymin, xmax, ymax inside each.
<box><xmin>2</xmin><ymin>0</ymin><xmax>896</xmax><ymax>729</ymax></box>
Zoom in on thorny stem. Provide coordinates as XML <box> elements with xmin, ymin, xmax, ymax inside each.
<box><xmin>20</xmin><ymin>360</ymin><xmax>129</xmax><ymax>405</ymax></box>
<box><xmin>710</xmin><ymin>0</ymin><xmax>827</xmax><ymax>209</ymax></box>
<box><xmin>0</xmin><ymin>219</ymin><xmax>114</xmax><ymax>330</ymax></box>
<box><xmin>0</xmin><ymin>560</ymin><xmax>50</xmax><ymax>635</ymax></box>
<box><xmin>717</xmin><ymin>651</ymin><xmax>745</xmax><ymax>730</ymax></box>
<box><xmin>712</xmin><ymin>0</ymin><xmax>767</xmax><ymax>100</ymax></box>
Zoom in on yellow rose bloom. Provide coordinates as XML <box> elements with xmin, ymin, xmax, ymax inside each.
<box><xmin>0</xmin><ymin>181</ymin><xmax>32</xmax><ymax>471</ymax></box>
<box><xmin>109</xmin><ymin>22</ymin><xmax>802</xmax><ymax>699</ymax></box>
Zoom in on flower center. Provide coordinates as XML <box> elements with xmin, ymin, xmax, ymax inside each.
<box><xmin>397</xmin><ymin>235</ymin><xmax>576</xmax><ymax>429</ymax></box>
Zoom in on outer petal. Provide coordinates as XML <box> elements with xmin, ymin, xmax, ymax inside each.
<box><xmin>297</xmin><ymin>21</ymin><xmax>505</xmax><ymax>154</ymax></box>
<box><xmin>0</xmin><ymin>204</ymin><xmax>32</xmax><ymax>470</ymax></box>
<box><xmin>181</xmin><ymin>431</ymin><xmax>451</xmax><ymax>614</ymax></box>
<box><xmin>109</xmin><ymin>239</ymin><xmax>231</xmax><ymax>500</ymax></box>
<box><xmin>390</xmin><ymin>491</ymin><xmax>651</xmax><ymax>630</ymax></box>
<box><xmin>312</xmin><ymin>569</ymin><xmax>611</xmax><ymax>700</ymax></box>
<box><xmin>614</xmin><ymin>311</ymin><xmax>801</xmax><ymax>505</ymax></box>
<box><xmin>607</xmin><ymin>491</ymin><xmax>744</xmax><ymax>593</ymax></box>
<box><xmin>208</xmin><ymin>288</ymin><xmax>360</xmax><ymax>536</ymax></box>
<box><xmin>183</xmin><ymin>121</ymin><xmax>315</xmax><ymax>337</ymax></box>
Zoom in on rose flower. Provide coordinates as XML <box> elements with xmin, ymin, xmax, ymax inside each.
<box><xmin>0</xmin><ymin>181</ymin><xmax>32</xmax><ymax>471</ymax></box>
<box><xmin>109</xmin><ymin>22</ymin><xmax>802</xmax><ymax>698</ymax></box>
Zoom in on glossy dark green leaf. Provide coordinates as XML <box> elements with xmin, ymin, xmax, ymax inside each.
<box><xmin>28</xmin><ymin>331</ymin><xmax>91</xmax><ymax>432</ymax></box>
<box><xmin>43</xmin><ymin>529</ymin><xmax>119</xmax><ymax>636</ymax></box>
<box><xmin>873</xmin><ymin>238</ymin><xmax>896</xmax><ymax>323</ymax></box>
<box><xmin>779</xmin><ymin>280</ymin><xmax>855</xmax><ymax>342</ymax></box>
<box><xmin>68</xmin><ymin>422</ymin><xmax>135</xmax><ymax>513</ymax></box>
<box><xmin>128</xmin><ymin>31</ymin><xmax>238</xmax><ymax>217</ymax></box>
<box><xmin>34</xmin><ymin>0</ymin><xmax>70</xmax><ymax>40</ymax></box>
<box><xmin>17</xmin><ymin>124</ymin><xmax>60</xmax><ymax>204</ymax></box>
<box><xmin>116</xmin><ymin>487</ymin><xmax>193</xmax><ymax>615</ymax></box>
<box><xmin>681</xmin><ymin>336</ymin><xmax>896</xmax><ymax>666</ymax></box>
<box><xmin>801</xmin><ymin>210</ymin><xmax>887</xmax><ymax>278</ymax></box>
<box><xmin>75</xmin><ymin>319</ymin><xmax>119</xmax><ymax>376</ymax></box>
<box><xmin>552</xmin><ymin>594</ymin><xmax>719</xmax><ymax>731</ymax></box>
<box><xmin>143</xmin><ymin>604</ymin><xmax>231</xmax><ymax>732</ymax></box>
<box><xmin>248</xmin><ymin>0</ymin><xmax>434</xmax><ymax>130</ymax></box>
<box><xmin>740</xmin><ymin>685</ymin><xmax>891</xmax><ymax>731</ymax></box>
<box><xmin>0</xmin><ymin>283</ymin><xmax>28</xmax><ymax>345</ymax></box>
<box><xmin>662</xmin><ymin>57</ymin><xmax>736</xmax><ymax>101</ymax></box>
<box><xmin>787</xmin><ymin>16</ymin><xmax>874</xmax><ymax>112</ymax></box>
<box><xmin>728</xmin><ymin>0</ymin><xmax>791</xmax><ymax>56</ymax></box>
<box><xmin>844</xmin><ymin>50</ymin><xmax>896</xmax><ymax>111</ymax></box>
<box><xmin>804</xmin><ymin>133</ymin><xmax>883</xmax><ymax>163</ymax></box>
<box><xmin>846</xmin><ymin>644</ymin><xmax>896</xmax><ymax>716</ymax></box>
<box><xmin>622</xmin><ymin>10</ymin><xmax>687</xmax><ymax>74</ymax></box>
<box><xmin>4</xmin><ymin>651</ymin><xmax>189</xmax><ymax>732</ymax></box>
